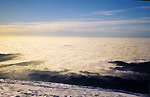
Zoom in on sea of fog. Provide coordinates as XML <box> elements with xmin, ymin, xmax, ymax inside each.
<box><xmin>0</xmin><ymin>36</ymin><xmax>150</xmax><ymax>94</ymax></box>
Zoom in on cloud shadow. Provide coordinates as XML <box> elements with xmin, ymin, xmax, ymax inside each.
<box><xmin>27</xmin><ymin>70</ymin><xmax>149</xmax><ymax>94</ymax></box>
<box><xmin>0</xmin><ymin>61</ymin><xmax>44</xmax><ymax>68</ymax></box>
<box><xmin>109</xmin><ymin>61</ymin><xmax>150</xmax><ymax>75</ymax></box>
<box><xmin>0</xmin><ymin>53</ymin><xmax>20</xmax><ymax>62</ymax></box>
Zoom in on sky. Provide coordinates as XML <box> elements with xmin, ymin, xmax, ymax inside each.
<box><xmin>0</xmin><ymin>0</ymin><xmax>150</xmax><ymax>37</ymax></box>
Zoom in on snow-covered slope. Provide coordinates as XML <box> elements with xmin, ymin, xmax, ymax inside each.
<box><xmin>0</xmin><ymin>79</ymin><xmax>148</xmax><ymax>97</ymax></box>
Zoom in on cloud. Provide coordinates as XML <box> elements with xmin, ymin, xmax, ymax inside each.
<box><xmin>136</xmin><ymin>6</ymin><xmax>150</xmax><ymax>9</ymax></box>
<box><xmin>83</xmin><ymin>6</ymin><xmax>150</xmax><ymax>16</ymax></box>
<box><xmin>84</xmin><ymin>10</ymin><xmax>125</xmax><ymax>16</ymax></box>
<box><xmin>64</xmin><ymin>26</ymin><xmax>150</xmax><ymax>36</ymax></box>
<box><xmin>0</xmin><ymin>19</ymin><xmax>150</xmax><ymax>36</ymax></box>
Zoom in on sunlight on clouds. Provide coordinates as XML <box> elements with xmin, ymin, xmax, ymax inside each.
<box><xmin>0</xmin><ymin>25</ymin><xmax>28</xmax><ymax>33</ymax></box>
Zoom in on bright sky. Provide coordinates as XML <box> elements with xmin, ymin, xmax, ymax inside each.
<box><xmin>0</xmin><ymin>0</ymin><xmax>150</xmax><ymax>37</ymax></box>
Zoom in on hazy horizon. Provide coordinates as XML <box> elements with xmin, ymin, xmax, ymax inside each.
<box><xmin>0</xmin><ymin>0</ymin><xmax>150</xmax><ymax>37</ymax></box>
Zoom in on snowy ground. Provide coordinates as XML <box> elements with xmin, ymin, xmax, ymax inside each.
<box><xmin>0</xmin><ymin>79</ymin><xmax>148</xmax><ymax>97</ymax></box>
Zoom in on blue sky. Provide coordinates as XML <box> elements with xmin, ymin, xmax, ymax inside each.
<box><xmin>0</xmin><ymin>0</ymin><xmax>150</xmax><ymax>37</ymax></box>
